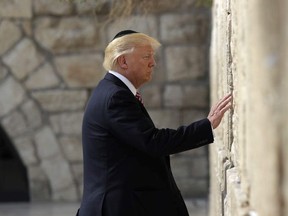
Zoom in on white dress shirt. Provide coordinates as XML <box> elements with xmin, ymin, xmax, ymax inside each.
<box><xmin>109</xmin><ymin>70</ymin><xmax>137</xmax><ymax>96</ymax></box>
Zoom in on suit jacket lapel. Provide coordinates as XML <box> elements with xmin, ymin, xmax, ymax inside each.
<box><xmin>104</xmin><ymin>72</ymin><xmax>153</xmax><ymax>121</ymax></box>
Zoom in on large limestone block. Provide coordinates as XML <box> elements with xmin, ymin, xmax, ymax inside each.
<box><xmin>148</xmin><ymin>109</ymin><xmax>180</xmax><ymax>129</ymax></box>
<box><xmin>49</xmin><ymin>112</ymin><xmax>83</xmax><ymax>135</ymax></box>
<box><xmin>141</xmin><ymin>85</ymin><xmax>162</xmax><ymax>108</ymax></box>
<box><xmin>14</xmin><ymin>136</ymin><xmax>38</xmax><ymax>166</ymax></box>
<box><xmin>160</xmin><ymin>13</ymin><xmax>210</xmax><ymax>44</ymax></box>
<box><xmin>0</xmin><ymin>76</ymin><xmax>26</xmax><ymax>117</ymax></box>
<box><xmin>33</xmin><ymin>0</ymin><xmax>73</xmax><ymax>15</ymax></box>
<box><xmin>0</xmin><ymin>63</ymin><xmax>8</xmax><ymax>81</ymax></box>
<box><xmin>3</xmin><ymin>38</ymin><xmax>44</xmax><ymax>80</ymax></box>
<box><xmin>0</xmin><ymin>20</ymin><xmax>22</xmax><ymax>55</ymax></box>
<box><xmin>164</xmin><ymin>84</ymin><xmax>208</xmax><ymax>108</ymax></box>
<box><xmin>34</xmin><ymin>126</ymin><xmax>61</xmax><ymax>160</ymax></box>
<box><xmin>41</xmin><ymin>156</ymin><xmax>78</xmax><ymax>200</ymax></box>
<box><xmin>171</xmin><ymin>156</ymin><xmax>209</xmax><ymax>178</ymax></box>
<box><xmin>59</xmin><ymin>136</ymin><xmax>83</xmax><ymax>162</ymax></box>
<box><xmin>107</xmin><ymin>16</ymin><xmax>158</xmax><ymax>41</ymax></box>
<box><xmin>1</xmin><ymin>111</ymin><xmax>27</xmax><ymax>137</ymax></box>
<box><xmin>165</xmin><ymin>46</ymin><xmax>205</xmax><ymax>81</ymax></box>
<box><xmin>28</xmin><ymin>165</ymin><xmax>51</xmax><ymax>201</ymax></box>
<box><xmin>34</xmin><ymin>17</ymin><xmax>98</xmax><ymax>53</ymax></box>
<box><xmin>0</xmin><ymin>0</ymin><xmax>32</xmax><ymax>18</ymax></box>
<box><xmin>55</xmin><ymin>54</ymin><xmax>104</xmax><ymax>88</ymax></box>
<box><xmin>71</xmin><ymin>163</ymin><xmax>83</xmax><ymax>197</ymax></box>
<box><xmin>21</xmin><ymin>100</ymin><xmax>42</xmax><ymax>130</ymax></box>
<box><xmin>32</xmin><ymin>89</ymin><xmax>88</xmax><ymax>112</ymax></box>
<box><xmin>182</xmin><ymin>109</ymin><xmax>207</xmax><ymax>125</ymax></box>
<box><xmin>25</xmin><ymin>62</ymin><xmax>60</xmax><ymax>90</ymax></box>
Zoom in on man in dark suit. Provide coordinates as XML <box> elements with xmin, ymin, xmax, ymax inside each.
<box><xmin>76</xmin><ymin>30</ymin><xmax>232</xmax><ymax>216</ymax></box>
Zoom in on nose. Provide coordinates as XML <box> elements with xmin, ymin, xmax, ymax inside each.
<box><xmin>150</xmin><ymin>56</ymin><xmax>156</xmax><ymax>67</ymax></box>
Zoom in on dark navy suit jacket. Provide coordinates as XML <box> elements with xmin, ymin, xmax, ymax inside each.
<box><xmin>77</xmin><ymin>73</ymin><xmax>214</xmax><ymax>216</ymax></box>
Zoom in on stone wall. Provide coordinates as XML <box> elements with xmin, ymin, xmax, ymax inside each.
<box><xmin>0</xmin><ymin>0</ymin><xmax>211</xmax><ymax>201</ymax></box>
<box><xmin>209</xmin><ymin>0</ymin><xmax>288</xmax><ymax>215</ymax></box>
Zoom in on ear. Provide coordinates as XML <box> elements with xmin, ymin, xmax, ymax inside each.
<box><xmin>117</xmin><ymin>55</ymin><xmax>128</xmax><ymax>70</ymax></box>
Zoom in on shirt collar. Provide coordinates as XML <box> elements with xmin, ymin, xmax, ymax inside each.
<box><xmin>109</xmin><ymin>70</ymin><xmax>137</xmax><ymax>95</ymax></box>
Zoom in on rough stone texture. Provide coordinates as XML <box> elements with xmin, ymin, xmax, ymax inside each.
<box><xmin>33</xmin><ymin>0</ymin><xmax>74</xmax><ymax>15</ymax></box>
<box><xmin>21</xmin><ymin>100</ymin><xmax>42</xmax><ymax>130</ymax></box>
<box><xmin>59</xmin><ymin>136</ymin><xmax>83</xmax><ymax>162</ymax></box>
<box><xmin>1</xmin><ymin>110</ymin><xmax>28</xmax><ymax>138</ymax></box>
<box><xmin>34</xmin><ymin>17</ymin><xmax>99</xmax><ymax>53</ymax></box>
<box><xmin>107</xmin><ymin>16</ymin><xmax>158</xmax><ymax>41</ymax></box>
<box><xmin>71</xmin><ymin>163</ymin><xmax>84</xmax><ymax>198</ymax></box>
<box><xmin>49</xmin><ymin>112</ymin><xmax>83</xmax><ymax>135</ymax></box>
<box><xmin>0</xmin><ymin>20</ymin><xmax>22</xmax><ymax>55</ymax></box>
<box><xmin>41</xmin><ymin>157</ymin><xmax>78</xmax><ymax>201</ymax></box>
<box><xmin>14</xmin><ymin>136</ymin><xmax>38</xmax><ymax>166</ymax></box>
<box><xmin>3</xmin><ymin>38</ymin><xmax>44</xmax><ymax>80</ymax></box>
<box><xmin>32</xmin><ymin>90</ymin><xmax>88</xmax><ymax>112</ymax></box>
<box><xmin>0</xmin><ymin>1</ymin><xmax>211</xmax><ymax>203</ymax></box>
<box><xmin>34</xmin><ymin>126</ymin><xmax>61</xmax><ymax>160</ymax></box>
<box><xmin>28</xmin><ymin>165</ymin><xmax>51</xmax><ymax>201</ymax></box>
<box><xmin>0</xmin><ymin>63</ymin><xmax>8</xmax><ymax>81</ymax></box>
<box><xmin>148</xmin><ymin>109</ymin><xmax>181</xmax><ymax>129</ymax></box>
<box><xmin>25</xmin><ymin>62</ymin><xmax>60</xmax><ymax>90</ymax></box>
<box><xmin>0</xmin><ymin>76</ymin><xmax>26</xmax><ymax>117</ymax></box>
<box><xmin>160</xmin><ymin>13</ymin><xmax>210</xmax><ymax>44</ymax></box>
<box><xmin>0</xmin><ymin>0</ymin><xmax>32</xmax><ymax>18</ymax></box>
<box><xmin>165</xmin><ymin>46</ymin><xmax>206</xmax><ymax>81</ymax></box>
<box><xmin>55</xmin><ymin>54</ymin><xmax>105</xmax><ymax>88</ymax></box>
<box><xmin>209</xmin><ymin>0</ymin><xmax>288</xmax><ymax>215</ymax></box>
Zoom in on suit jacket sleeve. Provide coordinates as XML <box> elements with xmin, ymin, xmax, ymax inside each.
<box><xmin>107</xmin><ymin>89</ymin><xmax>214</xmax><ymax>157</ymax></box>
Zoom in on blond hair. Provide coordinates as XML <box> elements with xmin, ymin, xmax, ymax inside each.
<box><xmin>103</xmin><ymin>33</ymin><xmax>161</xmax><ymax>71</ymax></box>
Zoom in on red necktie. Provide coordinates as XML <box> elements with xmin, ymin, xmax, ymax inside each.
<box><xmin>135</xmin><ymin>92</ymin><xmax>144</xmax><ymax>105</ymax></box>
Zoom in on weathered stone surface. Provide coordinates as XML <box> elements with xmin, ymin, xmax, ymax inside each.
<box><xmin>107</xmin><ymin>16</ymin><xmax>158</xmax><ymax>40</ymax></box>
<box><xmin>171</xmin><ymin>156</ymin><xmax>208</xmax><ymax>178</ymax></box>
<box><xmin>134</xmin><ymin>0</ymin><xmax>197</xmax><ymax>14</ymax></box>
<box><xmin>21</xmin><ymin>100</ymin><xmax>42</xmax><ymax>129</ymax></box>
<box><xmin>28</xmin><ymin>165</ymin><xmax>51</xmax><ymax>201</ymax></box>
<box><xmin>148</xmin><ymin>109</ymin><xmax>180</xmax><ymax>129</ymax></box>
<box><xmin>32</xmin><ymin>89</ymin><xmax>88</xmax><ymax>112</ymax></box>
<box><xmin>185</xmin><ymin>198</ymin><xmax>208</xmax><ymax>216</ymax></box>
<box><xmin>33</xmin><ymin>0</ymin><xmax>73</xmax><ymax>15</ymax></box>
<box><xmin>18</xmin><ymin>20</ymin><xmax>32</xmax><ymax>36</ymax></box>
<box><xmin>1</xmin><ymin>111</ymin><xmax>27</xmax><ymax>137</ymax></box>
<box><xmin>52</xmin><ymin>185</ymin><xmax>78</xmax><ymax>201</ymax></box>
<box><xmin>183</xmin><ymin>85</ymin><xmax>209</xmax><ymax>108</ymax></box>
<box><xmin>41</xmin><ymin>157</ymin><xmax>77</xmax><ymax>198</ymax></box>
<box><xmin>71</xmin><ymin>163</ymin><xmax>83</xmax><ymax>197</ymax></box>
<box><xmin>25</xmin><ymin>62</ymin><xmax>60</xmax><ymax>90</ymax></box>
<box><xmin>160</xmin><ymin>13</ymin><xmax>210</xmax><ymax>44</ymax></box>
<box><xmin>0</xmin><ymin>76</ymin><xmax>26</xmax><ymax>117</ymax></box>
<box><xmin>181</xmin><ymin>109</ymin><xmax>207</xmax><ymax>125</ymax></box>
<box><xmin>14</xmin><ymin>136</ymin><xmax>38</xmax><ymax>165</ymax></box>
<box><xmin>176</xmin><ymin>177</ymin><xmax>208</xmax><ymax>197</ymax></box>
<box><xmin>49</xmin><ymin>112</ymin><xmax>83</xmax><ymax>135</ymax></box>
<box><xmin>55</xmin><ymin>53</ymin><xmax>104</xmax><ymax>88</ymax></box>
<box><xmin>0</xmin><ymin>20</ymin><xmax>22</xmax><ymax>55</ymax></box>
<box><xmin>34</xmin><ymin>126</ymin><xmax>61</xmax><ymax>160</ymax></box>
<box><xmin>34</xmin><ymin>17</ymin><xmax>98</xmax><ymax>53</ymax></box>
<box><xmin>165</xmin><ymin>46</ymin><xmax>205</xmax><ymax>81</ymax></box>
<box><xmin>59</xmin><ymin>136</ymin><xmax>82</xmax><ymax>162</ymax></box>
<box><xmin>3</xmin><ymin>38</ymin><xmax>44</xmax><ymax>80</ymax></box>
<box><xmin>141</xmin><ymin>85</ymin><xmax>162</xmax><ymax>108</ymax></box>
<box><xmin>164</xmin><ymin>85</ymin><xmax>183</xmax><ymax>108</ymax></box>
<box><xmin>76</xmin><ymin>0</ymin><xmax>110</xmax><ymax>15</ymax></box>
<box><xmin>164</xmin><ymin>84</ymin><xmax>209</xmax><ymax>109</ymax></box>
<box><xmin>0</xmin><ymin>0</ymin><xmax>32</xmax><ymax>18</ymax></box>
<box><xmin>0</xmin><ymin>63</ymin><xmax>8</xmax><ymax>81</ymax></box>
